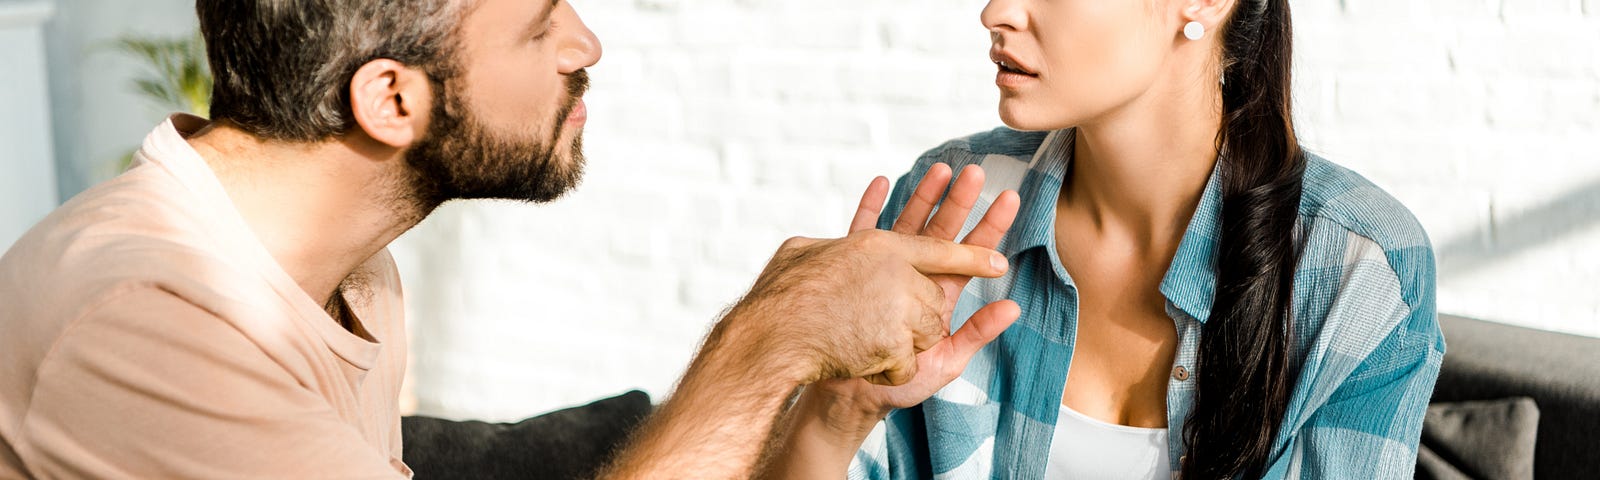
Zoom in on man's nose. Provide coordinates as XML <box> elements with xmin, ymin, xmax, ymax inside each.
<box><xmin>556</xmin><ymin>2</ymin><xmax>603</xmax><ymax>74</ymax></box>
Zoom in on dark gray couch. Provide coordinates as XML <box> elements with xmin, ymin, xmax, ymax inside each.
<box><xmin>1428</xmin><ymin>315</ymin><xmax>1600</xmax><ymax>479</ymax></box>
<box><xmin>398</xmin><ymin>315</ymin><xmax>1600</xmax><ymax>479</ymax></box>
<box><xmin>402</xmin><ymin>391</ymin><xmax>652</xmax><ymax>480</ymax></box>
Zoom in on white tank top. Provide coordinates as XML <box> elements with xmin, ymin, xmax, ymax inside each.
<box><xmin>1045</xmin><ymin>404</ymin><xmax>1171</xmax><ymax>479</ymax></box>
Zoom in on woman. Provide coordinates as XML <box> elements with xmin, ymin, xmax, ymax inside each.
<box><xmin>769</xmin><ymin>0</ymin><xmax>1443</xmax><ymax>478</ymax></box>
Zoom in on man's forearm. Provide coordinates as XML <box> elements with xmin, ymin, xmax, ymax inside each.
<box><xmin>601</xmin><ymin>308</ymin><xmax>807</xmax><ymax>478</ymax></box>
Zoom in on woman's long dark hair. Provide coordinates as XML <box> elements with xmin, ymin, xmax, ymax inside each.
<box><xmin>1179</xmin><ymin>0</ymin><xmax>1306</xmax><ymax>478</ymax></box>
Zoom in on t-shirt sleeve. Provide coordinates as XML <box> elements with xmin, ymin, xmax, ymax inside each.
<box><xmin>16</xmin><ymin>287</ymin><xmax>407</xmax><ymax>479</ymax></box>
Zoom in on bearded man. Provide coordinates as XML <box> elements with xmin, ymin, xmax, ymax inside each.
<box><xmin>0</xmin><ymin>0</ymin><xmax>1023</xmax><ymax>478</ymax></box>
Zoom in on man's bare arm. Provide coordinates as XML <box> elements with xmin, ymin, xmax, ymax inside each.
<box><xmin>601</xmin><ymin>168</ymin><xmax>1017</xmax><ymax>478</ymax></box>
<box><xmin>598</xmin><ymin>301</ymin><xmax>804</xmax><ymax>477</ymax></box>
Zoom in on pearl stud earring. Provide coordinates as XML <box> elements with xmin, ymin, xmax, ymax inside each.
<box><xmin>1183</xmin><ymin>21</ymin><xmax>1204</xmax><ymax>41</ymax></box>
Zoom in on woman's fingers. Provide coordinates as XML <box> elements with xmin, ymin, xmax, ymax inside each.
<box><xmin>921</xmin><ymin>164</ymin><xmax>985</xmax><ymax>241</ymax></box>
<box><xmin>848</xmin><ymin>176</ymin><xmax>892</xmax><ymax>233</ymax></box>
<box><xmin>960</xmin><ymin>190</ymin><xmax>1020</xmax><ymax>249</ymax></box>
<box><xmin>939</xmin><ymin>300</ymin><xmax>1021</xmax><ymax>376</ymax></box>
<box><xmin>890</xmin><ymin>163</ymin><xmax>953</xmax><ymax>234</ymax></box>
<box><xmin>874</xmin><ymin>299</ymin><xmax>1021</xmax><ymax>407</ymax></box>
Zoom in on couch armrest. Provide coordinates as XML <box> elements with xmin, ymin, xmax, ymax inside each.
<box><xmin>1432</xmin><ymin>315</ymin><xmax>1600</xmax><ymax>479</ymax></box>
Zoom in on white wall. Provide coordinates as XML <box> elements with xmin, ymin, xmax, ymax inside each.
<box><xmin>0</xmin><ymin>0</ymin><xmax>58</xmax><ymax>248</ymax></box>
<box><xmin>42</xmin><ymin>0</ymin><xmax>196</xmax><ymax>202</ymax></box>
<box><xmin>8</xmin><ymin>0</ymin><xmax>1595</xmax><ymax>422</ymax></box>
<box><xmin>393</xmin><ymin>0</ymin><xmax>1600</xmax><ymax>421</ymax></box>
<box><xmin>391</xmin><ymin>0</ymin><xmax>1008</xmax><ymax>421</ymax></box>
<box><xmin>1293</xmin><ymin>0</ymin><xmax>1600</xmax><ymax>336</ymax></box>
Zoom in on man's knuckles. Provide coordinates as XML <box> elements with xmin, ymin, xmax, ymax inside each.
<box><xmin>843</xmin><ymin>228</ymin><xmax>895</xmax><ymax>253</ymax></box>
<box><xmin>778</xmin><ymin>235</ymin><xmax>820</xmax><ymax>252</ymax></box>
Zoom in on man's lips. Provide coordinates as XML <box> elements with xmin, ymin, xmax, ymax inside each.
<box><xmin>565</xmin><ymin>98</ymin><xmax>587</xmax><ymax>127</ymax></box>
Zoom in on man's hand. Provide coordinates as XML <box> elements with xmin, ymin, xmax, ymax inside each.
<box><xmin>760</xmin><ymin>164</ymin><xmax>1024</xmax><ymax>479</ymax></box>
<box><xmin>602</xmin><ymin>164</ymin><xmax>1020</xmax><ymax>479</ymax></box>
<box><xmin>814</xmin><ymin>163</ymin><xmax>1022</xmax><ymax>415</ymax></box>
<box><xmin>721</xmin><ymin>207</ymin><xmax>1011</xmax><ymax>387</ymax></box>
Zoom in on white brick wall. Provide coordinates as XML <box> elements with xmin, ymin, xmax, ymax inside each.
<box><xmin>389</xmin><ymin>0</ymin><xmax>1600</xmax><ymax>420</ymax></box>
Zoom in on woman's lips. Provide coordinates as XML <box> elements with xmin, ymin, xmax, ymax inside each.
<box><xmin>995</xmin><ymin>67</ymin><xmax>1039</xmax><ymax>88</ymax></box>
<box><xmin>990</xmin><ymin>50</ymin><xmax>1039</xmax><ymax>88</ymax></box>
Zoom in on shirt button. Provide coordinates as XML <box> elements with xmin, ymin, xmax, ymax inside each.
<box><xmin>1172</xmin><ymin>366</ymin><xmax>1190</xmax><ymax>381</ymax></box>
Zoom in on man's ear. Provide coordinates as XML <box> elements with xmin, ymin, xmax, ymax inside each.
<box><xmin>349</xmin><ymin>59</ymin><xmax>432</xmax><ymax>148</ymax></box>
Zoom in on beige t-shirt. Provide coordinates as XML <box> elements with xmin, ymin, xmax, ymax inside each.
<box><xmin>0</xmin><ymin>115</ymin><xmax>412</xmax><ymax>478</ymax></box>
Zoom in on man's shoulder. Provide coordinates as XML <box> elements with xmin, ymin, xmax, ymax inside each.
<box><xmin>8</xmin><ymin>162</ymin><xmax>211</xmax><ymax>254</ymax></box>
<box><xmin>0</xmin><ymin>166</ymin><xmax>263</xmax><ymax>359</ymax></box>
<box><xmin>3</xmin><ymin>165</ymin><xmax>235</xmax><ymax>296</ymax></box>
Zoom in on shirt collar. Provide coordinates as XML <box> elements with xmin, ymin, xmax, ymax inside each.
<box><xmin>135</xmin><ymin>113</ymin><xmax>389</xmax><ymax>363</ymax></box>
<box><xmin>1001</xmin><ymin>128</ymin><xmax>1224</xmax><ymax>324</ymax></box>
<box><xmin>1157</xmin><ymin>163</ymin><xmax>1224</xmax><ymax>324</ymax></box>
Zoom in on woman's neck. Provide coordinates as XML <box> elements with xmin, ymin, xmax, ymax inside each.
<box><xmin>1060</xmin><ymin>77</ymin><xmax>1223</xmax><ymax>251</ymax></box>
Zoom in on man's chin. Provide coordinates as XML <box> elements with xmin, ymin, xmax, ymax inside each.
<box><xmin>557</xmin><ymin>128</ymin><xmax>583</xmax><ymax>159</ymax></box>
<box><xmin>506</xmin><ymin>147</ymin><xmax>586</xmax><ymax>204</ymax></box>
<box><xmin>547</xmin><ymin>133</ymin><xmax>586</xmax><ymax>195</ymax></box>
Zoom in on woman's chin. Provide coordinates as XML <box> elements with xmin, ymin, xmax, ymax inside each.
<box><xmin>997</xmin><ymin>106</ymin><xmax>1070</xmax><ymax>132</ymax></box>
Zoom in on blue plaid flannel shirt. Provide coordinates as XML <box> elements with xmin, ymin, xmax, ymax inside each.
<box><xmin>851</xmin><ymin>127</ymin><xmax>1444</xmax><ymax>479</ymax></box>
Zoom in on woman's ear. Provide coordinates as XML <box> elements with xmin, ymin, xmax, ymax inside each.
<box><xmin>1181</xmin><ymin>0</ymin><xmax>1240</xmax><ymax>35</ymax></box>
<box><xmin>348</xmin><ymin>59</ymin><xmax>433</xmax><ymax>148</ymax></box>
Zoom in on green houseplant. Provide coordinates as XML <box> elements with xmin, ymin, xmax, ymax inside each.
<box><xmin>114</xmin><ymin>33</ymin><xmax>211</xmax><ymax>116</ymax></box>
<box><xmin>111</xmin><ymin>32</ymin><xmax>211</xmax><ymax>171</ymax></box>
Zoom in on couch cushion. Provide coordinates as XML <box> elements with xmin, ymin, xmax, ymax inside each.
<box><xmin>402</xmin><ymin>390</ymin><xmax>652</xmax><ymax>479</ymax></box>
<box><xmin>1416</xmin><ymin>397</ymin><xmax>1539</xmax><ymax>480</ymax></box>
<box><xmin>1432</xmin><ymin>315</ymin><xmax>1600</xmax><ymax>479</ymax></box>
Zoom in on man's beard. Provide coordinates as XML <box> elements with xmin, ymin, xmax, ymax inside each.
<box><xmin>403</xmin><ymin>70</ymin><xmax>589</xmax><ymax>210</ymax></box>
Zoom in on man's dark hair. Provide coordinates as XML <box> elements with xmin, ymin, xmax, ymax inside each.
<box><xmin>196</xmin><ymin>0</ymin><xmax>472</xmax><ymax>141</ymax></box>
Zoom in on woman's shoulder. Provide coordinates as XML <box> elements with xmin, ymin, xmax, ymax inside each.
<box><xmin>1290</xmin><ymin>155</ymin><xmax>1446</xmax><ymax>413</ymax></box>
<box><xmin>1297</xmin><ymin>152</ymin><xmax>1433</xmax><ymax>259</ymax></box>
<box><xmin>1294</xmin><ymin>152</ymin><xmax>1436</xmax><ymax>330</ymax></box>
<box><xmin>910</xmin><ymin>127</ymin><xmax>1053</xmax><ymax>169</ymax></box>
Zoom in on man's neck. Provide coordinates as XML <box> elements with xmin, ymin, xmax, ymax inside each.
<box><xmin>184</xmin><ymin>121</ymin><xmax>425</xmax><ymax>309</ymax></box>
